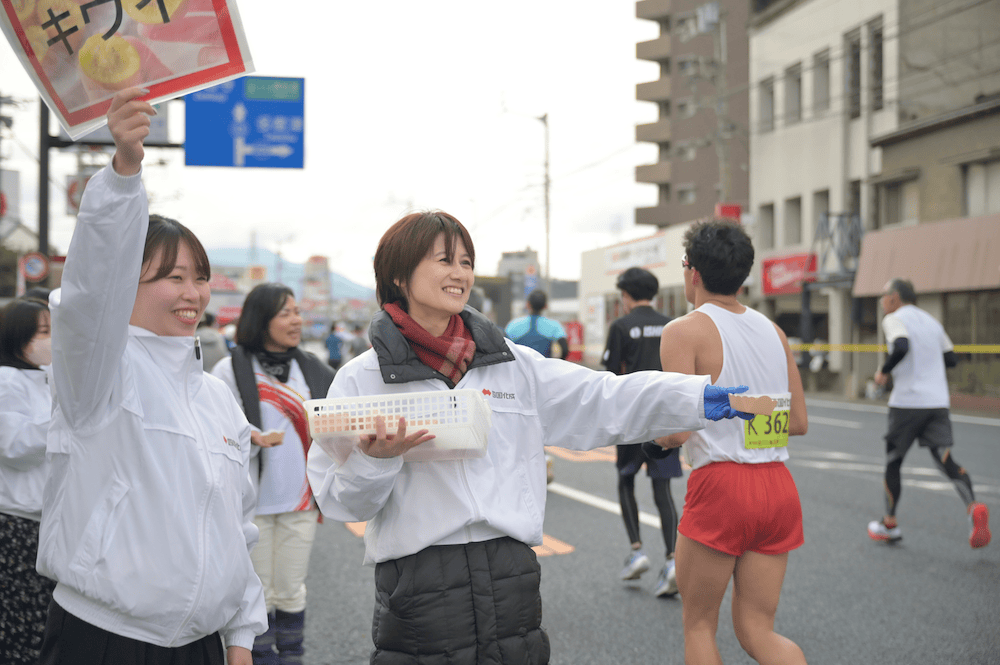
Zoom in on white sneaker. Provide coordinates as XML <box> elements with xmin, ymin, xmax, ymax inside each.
<box><xmin>620</xmin><ymin>549</ymin><xmax>651</xmax><ymax>580</ymax></box>
<box><xmin>867</xmin><ymin>519</ymin><xmax>902</xmax><ymax>543</ymax></box>
<box><xmin>653</xmin><ymin>559</ymin><xmax>678</xmax><ymax>597</ymax></box>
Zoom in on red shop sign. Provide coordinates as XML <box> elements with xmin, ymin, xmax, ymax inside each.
<box><xmin>761</xmin><ymin>253</ymin><xmax>817</xmax><ymax>295</ymax></box>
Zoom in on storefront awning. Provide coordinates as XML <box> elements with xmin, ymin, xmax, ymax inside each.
<box><xmin>852</xmin><ymin>214</ymin><xmax>1000</xmax><ymax>297</ymax></box>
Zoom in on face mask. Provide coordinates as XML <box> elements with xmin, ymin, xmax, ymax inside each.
<box><xmin>25</xmin><ymin>337</ymin><xmax>52</xmax><ymax>367</ymax></box>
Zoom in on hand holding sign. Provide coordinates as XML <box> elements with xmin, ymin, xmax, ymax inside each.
<box><xmin>108</xmin><ymin>87</ymin><xmax>155</xmax><ymax>175</ymax></box>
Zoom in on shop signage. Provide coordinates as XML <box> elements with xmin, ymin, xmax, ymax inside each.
<box><xmin>761</xmin><ymin>253</ymin><xmax>817</xmax><ymax>295</ymax></box>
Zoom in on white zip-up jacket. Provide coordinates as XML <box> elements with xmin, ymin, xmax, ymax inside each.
<box><xmin>307</xmin><ymin>307</ymin><xmax>711</xmax><ymax>566</ymax></box>
<box><xmin>38</xmin><ymin>165</ymin><xmax>267</xmax><ymax>650</ymax></box>
<box><xmin>0</xmin><ymin>365</ymin><xmax>51</xmax><ymax>520</ymax></box>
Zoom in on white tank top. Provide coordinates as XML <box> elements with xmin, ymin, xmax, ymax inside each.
<box><xmin>685</xmin><ymin>303</ymin><xmax>791</xmax><ymax>469</ymax></box>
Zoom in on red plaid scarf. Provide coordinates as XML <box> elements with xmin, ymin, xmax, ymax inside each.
<box><xmin>384</xmin><ymin>303</ymin><xmax>477</xmax><ymax>386</ymax></box>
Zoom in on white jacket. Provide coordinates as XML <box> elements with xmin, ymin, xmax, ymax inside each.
<box><xmin>39</xmin><ymin>165</ymin><xmax>267</xmax><ymax>650</ymax></box>
<box><xmin>307</xmin><ymin>320</ymin><xmax>711</xmax><ymax>566</ymax></box>
<box><xmin>0</xmin><ymin>365</ymin><xmax>51</xmax><ymax>520</ymax></box>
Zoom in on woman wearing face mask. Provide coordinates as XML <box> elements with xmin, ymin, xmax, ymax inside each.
<box><xmin>0</xmin><ymin>297</ymin><xmax>55</xmax><ymax>663</ymax></box>
<box><xmin>37</xmin><ymin>89</ymin><xmax>266</xmax><ymax>665</ymax></box>
<box><xmin>212</xmin><ymin>283</ymin><xmax>333</xmax><ymax>665</ymax></box>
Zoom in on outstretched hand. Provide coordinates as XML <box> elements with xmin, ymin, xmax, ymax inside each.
<box><xmin>359</xmin><ymin>416</ymin><xmax>435</xmax><ymax>459</ymax></box>
<box><xmin>108</xmin><ymin>88</ymin><xmax>156</xmax><ymax>176</ymax></box>
<box><xmin>703</xmin><ymin>384</ymin><xmax>755</xmax><ymax>421</ymax></box>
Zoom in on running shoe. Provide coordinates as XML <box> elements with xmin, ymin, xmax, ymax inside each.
<box><xmin>620</xmin><ymin>549</ymin><xmax>651</xmax><ymax>580</ymax></box>
<box><xmin>968</xmin><ymin>502</ymin><xmax>991</xmax><ymax>549</ymax></box>
<box><xmin>653</xmin><ymin>559</ymin><xmax>679</xmax><ymax>597</ymax></box>
<box><xmin>867</xmin><ymin>519</ymin><xmax>902</xmax><ymax>543</ymax></box>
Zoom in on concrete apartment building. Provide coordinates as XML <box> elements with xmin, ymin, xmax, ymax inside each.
<box><xmin>635</xmin><ymin>0</ymin><xmax>750</xmax><ymax>227</ymax></box>
<box><xmin>749</xmin><ymin>0</ymin><xmax>1000</xmax><ymax>402</ymax></box>
<box><xmin>577</xmin><ymin>0</ymin><xmax>751</xmax><ymax>366</ymax></box>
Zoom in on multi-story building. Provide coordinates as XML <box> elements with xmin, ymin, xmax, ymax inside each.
<box><xmin>635</xmin><ymin>0</ymin><xmax>750</xmax><ymax>227</ymax></box>
<box><xmin>575</xmin><ymin>0</ymin><xmax>753</xmax><ymax>366</ymax></box>
<box><xmin>749</xmin><ymin>0</ymin><xmax>999</xmax><ymax>400</ymax></box>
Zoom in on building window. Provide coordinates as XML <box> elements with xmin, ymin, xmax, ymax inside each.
<box><xmin>964</xmin><ymin>160</ymin><xmax>1000</xmax><ymax>216</ymax></box>
<box><xmin>883</xmin><ymin>180</ymin><xmax>919</xmax><ymax>226</ymax></box>
<box><xmin>675</xmin><ymin>14</ymin><xmax>699</xmax><ymax>42</ymax></box>
<box><xmin>849</xmin><ymin>179</ymin><xmax>862</xmax><ymax>218</ymax></box>
<box><xmin>658</xmin><ymin>143</ymin><xmax>672</xmax><ymax>161</ymax></box>
<box><xmin>758</xmin><ymin>203</ymin><xmax>775</xmax><ymax>249</ymax></box>
<box><xmin>760</xmin><ymin>78</ymin><xmax>775</xmax><ymax>132</ymax></box>
<box><xmin>676</xmin><ymin>143</ymin><xmax>697</xmax><ymax>161</ymax></box>
<box><xmin>784</xmin><ymin>197</ymin><xmax>802</xmax><ymax>245</ymax></box>
<box><xmin>785</xmin><ymin>63</ymin><xmax>802</xmax><ymax>125</ymax></box>
<box><xmin>846</xmin><ymin>30</ymin><xmax>862</xmax><ymax>119</ymax></box>
<box><xmin>677</xmin><ymin>185</ymin><xmax>697</xmax><ymax>205</ymax></box>
<box><xmin>676</xmin><ymin>98</ymin><xmax>696</xmax><ymax>119</ymax></box>
<box><xmin>677</xmin><ymin>56</ymin><xmax>699</xmax><ymax>77</ymax></box>
<box><xmin>870</xmin><ymin>18</ymin><xmax>884</xmax><ymax>111</ymax></box>
<box><xmin>813</xmin><ymin>50</ymin><xmax>830</xmax><ymax>113</ymax></box>
<box><xmin>658</xmin><ymin>101</ymin><xmax>670</xmax><ymax>119</ymax></box>
<box><xmin>813</xmin><ymin>189</ymin><xmax>829</xmax><ymax>239</ymax></box>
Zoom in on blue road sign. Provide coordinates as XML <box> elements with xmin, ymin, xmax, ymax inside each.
<box><xmin>185</xmin><ymin>77</ymin><xmax>304</xmax><ymax>168</ymax></box>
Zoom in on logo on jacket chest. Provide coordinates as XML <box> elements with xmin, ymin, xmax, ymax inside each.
<box><xmin>482</xmin><ymin>388</ymin><xmax>515</xmax><ymax>400</ymax></box>
<box><xmin>224</xmin><ymin>436</ymin><xmax>241</xmax><ymax>451</ymax></box>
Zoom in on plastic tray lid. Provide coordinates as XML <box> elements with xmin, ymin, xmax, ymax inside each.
<box><xmin>305</xmin><ymin>389</ymin><xmax>493</xmax><ymax>463</ymax></box>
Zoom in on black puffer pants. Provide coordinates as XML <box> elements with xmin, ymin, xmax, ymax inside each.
<box><xmin>371</xmin><ymin>537</ymin><xmax>550</xmax><ymax>665</ymax></box>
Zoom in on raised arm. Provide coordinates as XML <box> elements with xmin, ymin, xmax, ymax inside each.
<box><xmin>51</xmin><ymin>89</ymin><xmax>157</xmax><ymax>428</ymax></box>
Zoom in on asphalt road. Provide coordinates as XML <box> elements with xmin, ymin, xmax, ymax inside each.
<box><xmin>299</xmin><ymin>397</ymin><xmax>1000</xmax><ymax>665</ymax></box>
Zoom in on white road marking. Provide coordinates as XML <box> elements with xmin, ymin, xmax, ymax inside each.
<box><xmin>808</xmin><ymin>416</ymin><xmax>863</xmax><ymax>429</ymax></box>
<box><xmin>806</xmin><ymin>398</ymin><xmax>1000</xmax><ymax>427</ymax></box>
<box><xmin>547</xmin><ymin>482</ymin><xmax>660</xmax><ymax>528</ymax></box>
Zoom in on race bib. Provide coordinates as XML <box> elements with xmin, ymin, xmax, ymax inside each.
<box><xmin>742</xmin><ymin>393</ymin><xmax>791</xmax><ymax>450</ymax></box>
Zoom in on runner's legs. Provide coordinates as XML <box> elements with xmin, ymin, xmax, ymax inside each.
<box><xmin>675</xmin><ymin>534</ymin><xmax>736</xmax><ymax>665</ymax></box>
<box><xmin>731</xmin><ymin>550</ymin><xmax>806</xmax><ymax>665</ymax></box>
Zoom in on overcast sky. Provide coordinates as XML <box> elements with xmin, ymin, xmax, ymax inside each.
<box><xmin>1</xmin><ymin>0</ymin><xmax>663</xmax><ymax>287</ymax></box>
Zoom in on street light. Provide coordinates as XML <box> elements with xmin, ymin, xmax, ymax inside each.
<box><xmin>538</xmin><ymin>113</ymin><xmax>550</xmax><ymax>292</ymax></box>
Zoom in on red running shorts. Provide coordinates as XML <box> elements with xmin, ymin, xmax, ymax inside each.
<box><xmin>678</xmin><ymin>461</ymin><xmax>804</xmax><ymax>557</ymax></box>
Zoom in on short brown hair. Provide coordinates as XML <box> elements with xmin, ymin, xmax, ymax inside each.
<box><xmin>374</xmin><ymin>211</ymin><xmax>475</xmax><ymax>309</ymax></box>
<box><xmin>141</xmin><ymin>214</ymin><xmax>211</xmax><ymax>283</ymax></box>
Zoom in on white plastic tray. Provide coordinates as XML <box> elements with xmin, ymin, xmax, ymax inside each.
<box><xmin>305</xmin><ymin>389</ymin><xmax>492</xmax><ymax>463</ymax></box>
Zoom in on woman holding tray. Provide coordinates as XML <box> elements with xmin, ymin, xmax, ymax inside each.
<box><xmin>307</xmin><ymin>210</ymin><xmax>757</xmax><ymax>664</ymax></box>
<box><xmin>212</xmin><ymin>283</ymin><xmax>334</xmax><ymax>665</ymax></box>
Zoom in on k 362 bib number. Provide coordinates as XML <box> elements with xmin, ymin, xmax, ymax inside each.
<box><xmin>744</xmin><ymin>410</ymin><xmax>790</xmax><ymax>449</ymax></box>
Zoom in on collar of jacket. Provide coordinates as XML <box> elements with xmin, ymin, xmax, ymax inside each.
<box><xmin>369</xmin><ymin>306</ymin><xmax>515</xmax><ymax>387</ymax></box>
<box><xmin>129</xmin><ymin>325</ymin><xmax>204</xmax><ymax>397</ymax></box>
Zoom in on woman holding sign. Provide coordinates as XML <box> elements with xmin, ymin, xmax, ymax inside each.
<box><xmin>656</xmin><ymin>219</ymin><xmax>809</xmax><ymax>665</ymax></box>
<box><xmin>306</xmin><ymin>210</ymin><xmax>759</xmax><ymax>664</ymax></box>
<box><xmin>37</xmin><ymin>89</ymin><xmax>265</xmax><ymax>665</ymax></box>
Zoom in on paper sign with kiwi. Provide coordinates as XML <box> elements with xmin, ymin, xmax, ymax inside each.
<box><xmin>1</xmin><ymin>0</ymin><xmax>254</xmax><ymax>138</ymax></box>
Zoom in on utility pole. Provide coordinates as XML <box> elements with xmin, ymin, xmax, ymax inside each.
<box><xmin>538</xmin><ymin>113</ymin><xmax>550</xmax><ymax>292</ymax></box>
<box><xmin>0</xmin><ymin>92</ymin><xmax>14</xmax><ymax>221</ymax></box>
<box><xmin>712</xmin><ymin>11</ymin><xmax>730</xmax><ymax>204</ymax></box>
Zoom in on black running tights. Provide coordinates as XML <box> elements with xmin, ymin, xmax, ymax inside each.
<box><xmin>885</xmin><ymin>446</ymin><xmax>975</xmax><ymax>516</ymax></box>
<box><xmin>619</xmin><ymin>475</ymin><xmax>678</xmax><ymax>556</ymax></box>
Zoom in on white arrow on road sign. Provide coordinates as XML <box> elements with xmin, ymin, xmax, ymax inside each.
<box><xmin>234</xmin><ymin>137</ymin><xmax>295</xmax><ymax>166</ymax></box>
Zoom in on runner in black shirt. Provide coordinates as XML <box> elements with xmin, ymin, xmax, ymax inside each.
<box><xmin>601</xmin><ymin>267</ymin><xmax>682</xmax><ymax>597</ymax></box>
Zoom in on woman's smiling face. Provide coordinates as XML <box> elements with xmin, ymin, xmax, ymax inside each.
<box><xmin>130</xmin><ymin>241</ymin><xmax>210</xmax><ymax>336</ymax></box>
<box><xmin>401</xmin><ymin>233</ymin><xmax>474</xmax><ymax>335</ymax></box>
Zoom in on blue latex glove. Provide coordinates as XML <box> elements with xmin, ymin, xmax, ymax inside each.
<box><xmin>703</xmin><ymin>385</ymin><xmax>755</xmax><ymax>421</ymax></box>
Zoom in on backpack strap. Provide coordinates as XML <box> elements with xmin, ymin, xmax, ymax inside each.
<box><xmin>230</xmin><ymin>345</ymin><xmax>263</xmax><ymax>429</ymax></box>
<box><xmin>291</xmin><ymin>348</ymin><xmax>336</xmax><ymax>401</ymax></box>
